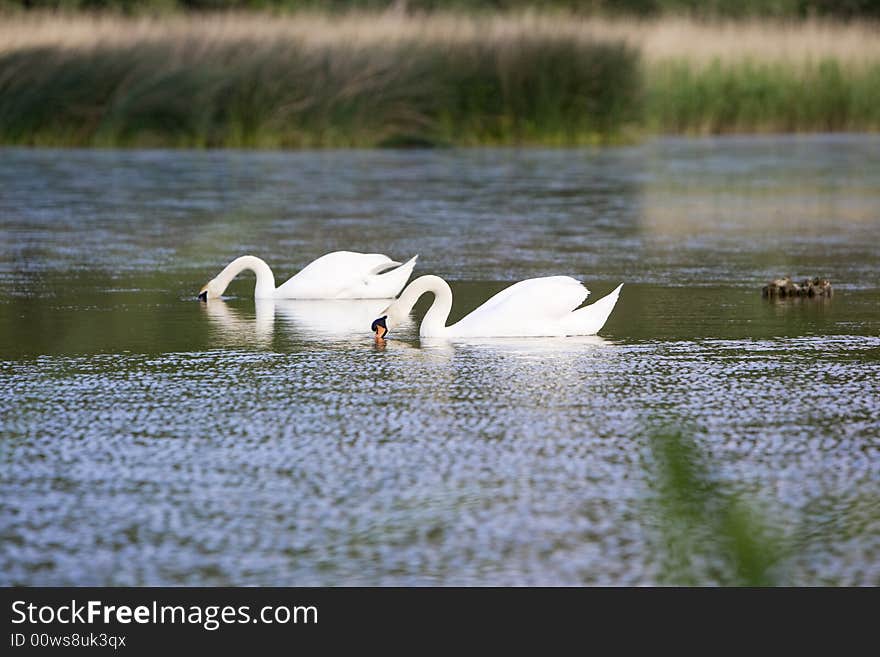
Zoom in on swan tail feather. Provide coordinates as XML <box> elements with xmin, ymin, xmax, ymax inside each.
<box><xmin>563</xmin><ymin>283</ymin><xmax>623</xmax><ymax>335</ymax></box>
<box><xmin>367</xmin><ymin>255</ymin><xmax>418</xmax><ymax>298</ymax></box>
<box><xmin>367</xmin><ymin>260</ymin><xmax>402</xmax><ymax>275</ymax></box>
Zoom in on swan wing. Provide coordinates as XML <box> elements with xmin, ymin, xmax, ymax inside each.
<box><xmin>450</xmin><ymin>276</ymin><xmax>590</xmax><ymax>337</ymax></box>
<box><xmin>274</xmin><ymin>251</ymin><xmax>414</xmax><ymax>299</ymax></box>
<box><xmin>560</xmin><ymin>283</ymin><xmax>623</xmax><ymax>336</ymax></box>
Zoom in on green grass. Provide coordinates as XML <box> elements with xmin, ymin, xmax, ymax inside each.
<box><xmin>647</xmin><ymin>58</ymin><xmax>880</xmax><ymax>134</ymax></box>
<box><xmin>0</xmin><ymin>36</ymin><xmax>641</xmax><ymax>148</ymax></box>
<box><xmin>1</xmin><ymin>12</ymin><xmax>878</xmax><ymax>147</ymax></box>
<box><xmin>649</xmin><ymin>431</ymin><xmax>786</xmax><ymax>586</ymax></box>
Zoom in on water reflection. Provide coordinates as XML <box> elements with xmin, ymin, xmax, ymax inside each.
<box><xmin>427</xmin><ymin>334</ymin><xmax>611</xmax><ymax>352</ymax></box>
<box><xmin>201</xmin><ymin>298</ymin><xmax>275</xmax><ymax>347</ymax></box>
<box><xmin>274</xmin><ymin>299</ymin><xmax>400</xmax><ymax>339</ymax></box>
<box><xmin>634</xmin><ymin>136</ymin><xmax>880</xmax><ymax>288</ymax></box>
<box><xmin>201</xmin><ymin>297</ymin><xmax>409</xmax><ymax>345</ymax></box>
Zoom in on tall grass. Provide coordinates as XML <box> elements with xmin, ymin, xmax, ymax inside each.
<box><xmin>0</xmin><ymin>13</ymin><xmax>640</xmax><ymax>147</ymax></box>
<box><xmin>647</xmin><ymin>59</ymin><xmax>880</xmax><ymax>133</ymax></box>
<box><xmin>0</xmin><ymin>12</ymin><xmax>878</xmax><ymax>146</ymax></box>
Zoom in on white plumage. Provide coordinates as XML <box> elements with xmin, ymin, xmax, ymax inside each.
<box><xmin>199</xmin><ymin>252</ymin><xmax>418</xmax><ymax>300</ymax></box>
<box><xmin>377</xmin><ymin>275</ymin><xmax>623</xmax><ymax>338</ymax></box>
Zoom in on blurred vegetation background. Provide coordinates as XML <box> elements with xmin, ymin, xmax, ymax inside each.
<box><xmin>649</xmin><ymin>430</ymin><xmax>786</xmax><ymax>585</ymax></box>
<box><xmin>2</xmin><ymin>0</ymin><xmax>880</xmax><ymax>18</ymax></box>
<box><xmin>1</xmin><ymin>2</ymin><xmax>879</xmax><ymax>146</ymax></box>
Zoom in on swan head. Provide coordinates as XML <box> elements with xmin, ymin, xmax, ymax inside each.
<box><xmin>371</xmin><ymin>300</ymin><xmax>409</xmax><ymax>338</ymax></box>
<box><xmin>371</xmin><ymin>315</ymin><xmax>388</xmax><ymax>339</ymax></box>
<box><xmin>198</xmin><ymin>279</ymin><xmax>222</xmax><ymax>301</ymax></box>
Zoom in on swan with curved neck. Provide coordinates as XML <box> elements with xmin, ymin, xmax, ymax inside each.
<box><xmin>372</xmin><ymin>275</ymin><xmax>623</xmax><ymax>339</ymax></box>
<box><xmin>198</xmin><ymin>252</ymin><xmax>417</xmax><ymax>300</ymax></box>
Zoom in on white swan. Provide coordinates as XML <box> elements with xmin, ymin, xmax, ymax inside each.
<box><xmin>371</xmin><ymin>275</ymin><xmax>623</xmax><ymax>338</ymax></box>
<box><xmin>198</xmin><ymin>252</ymin><xmax>417</xmax><ymax>300</ymax></box>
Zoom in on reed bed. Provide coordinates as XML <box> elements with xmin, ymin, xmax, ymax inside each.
<box><xmin>647</xmin><ymin>59</ymin><xmax>880</xmax><ymax>134</ymax></box>
<box><xmin>0</xmin><ymin>12</ymin><xmax>878</xmax><ymax>146</ymax></box>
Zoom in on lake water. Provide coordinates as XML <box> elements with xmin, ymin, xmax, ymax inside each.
<box><xmin>1</xmin><ymin>135</ymin><xmax>878</xmax><ymax>585</ymax></box>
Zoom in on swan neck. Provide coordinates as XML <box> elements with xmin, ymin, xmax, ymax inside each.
<box><xmin>398</xmin><ymin>275</ymin><xmax>452</xmax><ymax>337</ymax></box>
<box><xmin>216</xmin><ymin>256</ymin><xmax>276</xmax><ymax>298</ymax></box>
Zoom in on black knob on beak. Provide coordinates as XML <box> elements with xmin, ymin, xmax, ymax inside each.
<box><xmin>371</xmin><ymin>315</ymin><xmax>388</xmax><ymax>337</ymax></box>
<box><xmin>198</xmin><ymin>291</ymin><xmax>208</xmax><ymax>302</ymax></box>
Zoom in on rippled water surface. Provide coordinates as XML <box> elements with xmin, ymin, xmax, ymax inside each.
<box><xmin>1</xmin><ymin>136</ymin><xmax>879</xmax><ymax>585</ymax></box>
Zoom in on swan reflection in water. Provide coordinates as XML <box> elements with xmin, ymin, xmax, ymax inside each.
<box><xmin>202</xmin><ymin>297</ymin><xmax>615</xmax><ymax>357</ymax></box>
<box><xmin>421</xmin><ymin>335</ymin><xmax>620</xmax><ymax>408</ymax></box>
<box><xmin>201</xmin><ymin>298</ymin><xmax>275</xmax><ymax>347</ymax></box>
<box><xmin>420</xmin><ymin>334</ymin><xmax>611</xmax><ymax>353</ymax></box>
<box><xmin>201</xmin><ymin>297</ymin><xmax>413</xmax><ymax>345</ymax></box>
<box><xmin>201</xmin><ymin>298</ymin><xmax>618</xmax><ymax>404</ymax></box>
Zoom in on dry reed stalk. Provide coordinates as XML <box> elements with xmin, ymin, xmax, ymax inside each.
<box><xmin>1</xmin><ymin>11</ymin><xmax>878</xmax><ymax>66</ymax></box>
